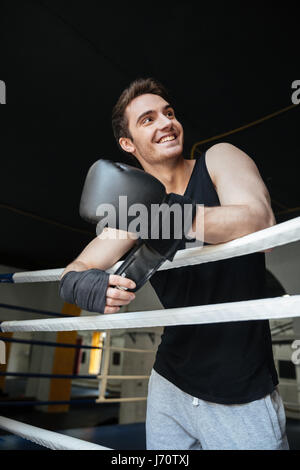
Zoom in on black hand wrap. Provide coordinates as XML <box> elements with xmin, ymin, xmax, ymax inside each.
<box><xmin>143</xmin><ymin>192</ymin><xmax>197</xmax><ymax>260</ymax></box>
<box><xmin>115</xmin><ymin>241</ymin><xmax>167</xmax><ymax>292</ymax></box>
<box><xmin>115</xmin><ymin>193</ymin><xmax>197</xmax><ymax>292</ymax></box>
<box><xmin>59</xmin><ymin>269</ymin><xmax>109</xmax><ymax>313</ymax></box>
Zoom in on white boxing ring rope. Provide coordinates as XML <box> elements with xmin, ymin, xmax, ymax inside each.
<box><xmin>8</xmin><ymin>216</ymin><xmax>300</xmax><ymax>283</ymax></box>
<box><xmin>1</xmin><ymin>295</ymin><xmax>300</xmax><ymax>333</ymax></box>
<box><xmin>0</xmin><ymin>416</ymin><xmax>111</xmax><ymax>450</ymax></box>
<box><xmin>1</xmin><ymin>216</ymin><xmax>300</xmax><ymax>334</ymax></box>
<box><xmin>1</xmin><ymin>216</ymin><xmax>300</xmax><ymax>450</ymax></box>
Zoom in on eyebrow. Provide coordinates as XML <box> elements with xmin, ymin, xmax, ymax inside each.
<box><xmin>136</xmin><ymin>104</ymin><xmax>173</xmax><ymax>126</ymax></box>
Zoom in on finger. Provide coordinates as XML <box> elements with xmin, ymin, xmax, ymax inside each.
<box><xmin>106</xmin><ymin>297</ymin><xmax>134</xmax><ymax>307</ymax></box>
<box><xmin>104</xmin><ymin>305</ymin><xmax>120</xmax><ymax>314</ymax></box>
<box><xmin>106</xmin><ymin>286</ymin><xmax>136</xmax><ymax>302</ymax></box>
<box><xmin>108</xmin><ymin>274</ymin><xmax>136</xmax><ymax>291</ymax></box>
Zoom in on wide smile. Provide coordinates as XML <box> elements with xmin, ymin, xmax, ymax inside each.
<box><xmin>156</xmin><ymin>134</ymin><xmax>178</xmax><ymax>144</ymax></box>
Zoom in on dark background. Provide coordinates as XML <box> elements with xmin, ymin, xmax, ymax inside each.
<box><xmin>0</xmin><ymin>1</ymin><xmax>299</xmax><ymax>270</ymax></box>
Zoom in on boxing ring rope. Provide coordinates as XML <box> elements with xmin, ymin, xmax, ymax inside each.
<box><xmin>0</xmin><ymin>332</ymin><xmax>156</xmax><ymax>405</ymax></box>
<box><xmin>0</xmin><ymin>334</ymin><xmax>155</xmax><ymax>352</ymax></box>
<box><xmin>0</xmin><ymin>416</ymin><xmax>111</xmax><ymax>450</ymax></box>
<box><xmin>1</xmin><ymin>216</ymin><xmax>300</xmax><ymax>449</ymax></box>
<box><xmin>1</xmin><ymin>295</ymin><xmax>300</xmax><ymax>333</ymax></box>
<box><xmin>1</xmin><ymin>216</ymin><xmax>299</xmax><ymax>284</ymax></box>
<box><xmin>0</xmin><ymin>331</ymin><xmax>155</xmax><ymax>407</ymax></box>
<box><xmin>1</xmin><ymin>217</ymin><xmax>300</xmax><ymax>333</ymax></box>
<box><xmin>0</xmin><ymin>302</ymin><xmax>73</xmax><ymax>317</ymax></box>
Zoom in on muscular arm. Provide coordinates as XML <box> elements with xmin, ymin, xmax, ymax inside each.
<box><xmin>62</xmin><ymin>228</ymin><xmax>137</xmax><ymax>276</ymax></box>
<box><xmin>190</xmin><ymin>143</ymin><xmax>276</xmax><ymax>244</ymax></box>
<box><xmin>61</xmin><ymin>228</ymin><xmax>137</xmax><ymax>313</ymax></box>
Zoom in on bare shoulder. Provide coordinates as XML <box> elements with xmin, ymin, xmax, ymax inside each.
<box><xmin>206</xmin><ymin>142</ymin><xmax>258</xmax><ymax>183</ymax></box>
<box><xmin>206</xmin><ymin>142</ymin><xmax>254</xmax><ymax>163</ymax></box>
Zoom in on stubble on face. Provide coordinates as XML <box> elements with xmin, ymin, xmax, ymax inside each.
<box><xmin>125</xmin><ymin>94</ymin><xmax>184</xmax><ymax>166</ymax></box>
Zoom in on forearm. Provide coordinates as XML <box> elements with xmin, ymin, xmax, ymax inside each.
<box><xmin>61</xmin><ymin>228</ymin><xmax>137</xmax><ymax>279</ymax></box>
<box><xmin>61</xmin><ymin>260</ymin><xmax>88</xmax><ymax>278</ymax></box>
<box><xmin>59</xmin><ymin>228</ymin><xmax>137</xmax><ymax>313</ymax></box>
<box><xmin>191</xmin><ymin>204</ymin><xmax>275</xmax><ymax>244</ymax></box>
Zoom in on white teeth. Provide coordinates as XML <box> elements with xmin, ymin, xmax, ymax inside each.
<box><xmin>159</xmin><ymin>135</ymin><xmax>176</xmax><ymax>144</ymax></box>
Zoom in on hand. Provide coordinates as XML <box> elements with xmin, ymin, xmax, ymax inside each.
<box><xmin>79</xmin><ymin>159</ymin><xmax>196</xmax><ymax>292</ymax></box>
<box><xmin>104</xmin><ymin>274</ymin><xmax>136</xmax><ymax>313</ymax></box>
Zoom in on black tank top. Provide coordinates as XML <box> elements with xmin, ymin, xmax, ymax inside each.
<box><xmin>150</xmin><ymin>152</ymin><xmax>278</xmax><ymax>405</ymax></box>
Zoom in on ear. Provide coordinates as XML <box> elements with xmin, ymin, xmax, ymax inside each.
<box><xmin>119</xmin><ymin>137</ymin><xmax>135</xmax><ymax>154</ymax></box>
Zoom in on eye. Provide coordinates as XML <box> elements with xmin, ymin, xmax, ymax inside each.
<box><xmin>167</xmin><ymin>109</ymin><xmax>175</xmax><ymax>118</ymax></box>
<box><xmin>142</xmin><ymin>116</ymin><xmax>153</xmax><ymax>124</ymax></box>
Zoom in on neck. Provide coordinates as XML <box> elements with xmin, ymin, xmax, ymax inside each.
<box><xmin>140</xmin><ymin>156</ymin><xmax>195</xmax><ymax>195</ymax></box>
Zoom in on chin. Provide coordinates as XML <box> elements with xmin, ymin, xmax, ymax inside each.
<box><xmin>165</xmin><ymin>144</ymin><xmax>183</xmax><ymax>159</ymax></box>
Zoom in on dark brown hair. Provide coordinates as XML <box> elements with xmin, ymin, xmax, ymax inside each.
<box><xmin>112</xmin><ymin>77</ymin><xmax>170</xmax><ymax>154</ymax></box>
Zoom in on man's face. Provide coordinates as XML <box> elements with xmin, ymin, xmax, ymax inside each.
<box><xmin>120</xmin><ymin>93</ymin><xmax>184</xmax><ymax>165</ymax></box>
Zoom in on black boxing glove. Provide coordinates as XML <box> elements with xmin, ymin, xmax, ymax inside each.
<box><xmin>79</xmin><ymin>159</ymin><xmax>197</xmax><ymax>292</ymax></box>
<box><xmin>79</xmin><ymin>159</ymin><xmax>166</xmax><ymax>231</ymax></box>
<box><xmin>114</xmin><ymin>192</ymin><xmax>197</xmax><ymax>291</ymax></box>
<box><xmin>59</xmin><ymin>269</ymin><xmax>109</xmax><ymax>313</ymax></box>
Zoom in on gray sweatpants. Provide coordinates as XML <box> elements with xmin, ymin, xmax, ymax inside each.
<box><xmin>146</xmin><ymin>369</ymin><xmax>289</xmax><ymax>450</ymax></box>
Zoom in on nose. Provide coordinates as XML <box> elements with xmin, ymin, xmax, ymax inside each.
<box><xmin>156</xmin><ymin>112</ymin><xmax>173</xmax><ymax>130</ymax></box>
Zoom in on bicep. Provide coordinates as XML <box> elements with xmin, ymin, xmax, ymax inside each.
<box><xmin>206</xmin><ymin>143</ymin><xmax>273</xmax><ymax>215</ymax></box>
<box><xmin>76</xmin><ymin>228</ymin><xmax>137</xmax><ymax>271</ymax></box>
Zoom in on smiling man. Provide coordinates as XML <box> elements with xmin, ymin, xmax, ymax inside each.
<box><xmin>60</xmin><ymin>78</ymin><xmax>289</xmax><ymax>450</ymax></box>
